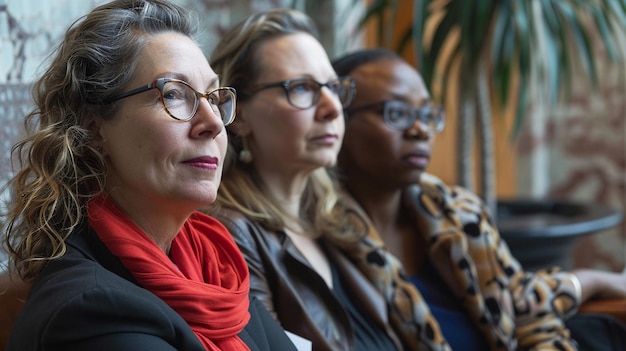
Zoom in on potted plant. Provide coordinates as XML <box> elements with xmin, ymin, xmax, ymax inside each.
<box><xmin>354</xmin><ymin>0</ymin><xmax>626</xmax><ymax>217</ymax></box>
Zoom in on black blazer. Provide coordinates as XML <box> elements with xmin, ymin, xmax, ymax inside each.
<box><xmin>6</xmin><ymin>221</ymin><xmax>296</xmax><ymax>351</ymax></box>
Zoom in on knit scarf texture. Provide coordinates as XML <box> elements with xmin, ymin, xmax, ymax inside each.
<box><xmin>87</xmin><ymin>194</ymin><xmax>250</xmax><ymax>350</ymax></box>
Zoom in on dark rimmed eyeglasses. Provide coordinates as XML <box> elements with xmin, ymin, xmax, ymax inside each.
<box><xmin>109</xmin><ymin>78</ymin><xmax>237</xmax><ymax>125</ymax></box>
<box><xmin>248</xmin><ymin>76</ymin><xmax>356</xmax><ymax>110</ymax></box>
<box><xmin>345</xmin><ymin>100</ymin><xmax>445</xmax><ymax>133</ymax></box>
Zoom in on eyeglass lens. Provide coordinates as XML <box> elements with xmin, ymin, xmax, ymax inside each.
<box><xmin>384</xmin><ymin>100</ymin><xmax>445</xmax><ymax>132</ymax></box>
<box><xmin>161</xmin><ymin>80</ymin><xmax>235</xmax><ymax>124</ymax></box>
<box><xmin>285</xmin><ymin>78</ymin><xmax>354</xmax><ymax>109</ymax></box>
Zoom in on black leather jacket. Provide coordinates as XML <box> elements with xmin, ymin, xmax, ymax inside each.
<box><xmin>216</xmin><ymin>208</ymin><xmax>403</xmax><ymax>351</ymax></box>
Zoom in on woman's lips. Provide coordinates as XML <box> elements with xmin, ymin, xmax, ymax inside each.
<box><xmin>402</xmin><ymin>151</ymin><xmax>430</xmax><ymax>168</ymax></box>
<box><xmin>183</xmin><ymin>156</ymin><xmax>219</xmax><ymax>170</ymax></box>
<box><xmin>311</xmin><ymin>134</ymin><xmax>339</xmax><ymax>145</ymax></box>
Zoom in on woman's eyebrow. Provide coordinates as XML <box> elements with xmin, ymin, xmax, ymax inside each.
<box><xmin>156</xmin><ymin>71</ymin><xmax>185</xmax><ymax>80</ymax></box>
<box><xmin>208</xmin><ymin>76</ymin><xmax>221</xmax><ymax>89</ymax></box>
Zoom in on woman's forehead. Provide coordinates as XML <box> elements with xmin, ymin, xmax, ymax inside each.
<box><xmin>353</xmin><ymin>59</ymin><xmax>428</xmax><ymax>100</ymax></box>
<box><xmin>132</xmin><ymin>32</ymin><xmax>214</xmax><ymax>87</ymax></box>
<box><xmin>254</xmin><ymin>33</ymin><xmax>333</xmax><ymax>80</ymax></box>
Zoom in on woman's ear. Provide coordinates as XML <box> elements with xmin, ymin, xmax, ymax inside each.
<box><xmin>229</xmin><ymin>108</ymin><xmax>252</xmax><ymax>137</ymax></box>
<box><xmin>82</xmin><ymin>114</ymin><xmax>107</xmax><ymax>151</ymax></box>
<box><xmin>82</xmin><ymin>114</ymin><xmax>103</xmax><ymax>138</ymax></box>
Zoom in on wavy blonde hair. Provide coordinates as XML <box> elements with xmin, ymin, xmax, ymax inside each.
<box><xmin>2</xmin><ymin>0</ymin><xmax>198</xmax><ymax>282</ymax></box>
<box><xmin>209</xmin><ymin>9</ymin><xmax>346</xmax><ymax>236</ymax></box>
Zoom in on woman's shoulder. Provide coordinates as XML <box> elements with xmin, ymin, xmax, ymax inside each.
<box><xmin>415</xmin><ymin>173</ymin><xmax>486</xmax><ymax>207</ymax></box>
<box><xmin>208</xmin><ymin>207</ymin><xmax>286</xmax><ymax>260</ymax></box>
<box><xmin>208</xmin><ymin>208</ymin><xmax>269</xmax><ymax>240</ymax></box>
<box><xmin>28</xmin><ymin>238</ymin><xmax>174</xmax><ymax>315</ymax></box>
<box><xmin>8</xmin><ymin>243</ymin><xmax>197</xmax><ymax>350</ymax></box>
<box><xmin>416</xmin><ymin>172</ymin><xmax>456</xmax><ymax>195</ymax></box>
<box><xmin>209</xmin><ymin>207</ymin><xmax>250</xmax><ymax>226</ymax></box>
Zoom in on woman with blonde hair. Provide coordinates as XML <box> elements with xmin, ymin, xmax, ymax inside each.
<box><xmin>1</xmin><ymin>1</ymin><xmax>295</xmax><ymax>350</ymax></box>
<box><xmin>209</xmin><ymin>8</ymin><xmax>402</xmax><ymax>351</ymax></box>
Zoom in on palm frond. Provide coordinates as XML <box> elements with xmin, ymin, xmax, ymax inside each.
<box><xmin>358</xmin><ymin>0</ymin><xmax>626</xmax><ymax>138</ymax></box>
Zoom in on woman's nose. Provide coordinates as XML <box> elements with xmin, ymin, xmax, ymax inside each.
<box><xmin>404</xmin><ymin>118</ymin><xmax>431</xmax><ymax>140</ymax></box>
<box><xmin>315</xmin><ymin>87</ymin><xmax>342</xmax><ymax>121</ymax></box>
<box><xmin>193</xmin><ymin>98</ymin><xmax>225</xmax><ymax>138</ymax></box>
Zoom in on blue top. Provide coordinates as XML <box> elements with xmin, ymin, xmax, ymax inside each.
<box><xmin>410</xmin><ymin>259</ymin><xmax>489</xmax><ymax>350</ymax></box>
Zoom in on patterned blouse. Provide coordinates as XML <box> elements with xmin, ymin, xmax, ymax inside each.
<box><xmin>331</xmin><ymin>173</ymin><xmax>581</xmax><ymax>351</ymax></box>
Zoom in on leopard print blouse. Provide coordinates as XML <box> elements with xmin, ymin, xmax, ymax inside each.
<box><xmin>330</xmin><ymin>173</ymin><xmax>581</xmax><ymax>351</ymax></box>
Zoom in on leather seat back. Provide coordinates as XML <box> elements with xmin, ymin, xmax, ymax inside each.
<box><xmin>0</xmin><ymin>269</ymin><xmax>29</xmax><ymax>350</ymax></box>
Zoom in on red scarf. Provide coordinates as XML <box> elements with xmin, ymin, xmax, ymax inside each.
<box><xmin>88</xmin><ymin>194</ymin><xmax>250</xmax><ymax>350</ymax></box>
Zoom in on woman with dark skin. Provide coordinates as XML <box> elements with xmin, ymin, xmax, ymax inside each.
<box><xmin>0</xmin><ymin>1</ymin><xmax>295</xmax><ymax>350</ymax></box>
<box><xmin>332</xmin><ymin>48</ymin><xmax>626</xmax><ymax>350</ymax></box>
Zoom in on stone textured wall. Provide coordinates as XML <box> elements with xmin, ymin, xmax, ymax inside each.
<box><xmin>1</xmin><ymin>1</ymin><xmax>109</xmax><ymax>262</ymax></box>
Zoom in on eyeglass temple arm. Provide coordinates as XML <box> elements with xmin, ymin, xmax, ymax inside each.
<box><xmin>110</xmin><ymin>83</ymin><xmax>156</xmax><ymax>101</ymax></box>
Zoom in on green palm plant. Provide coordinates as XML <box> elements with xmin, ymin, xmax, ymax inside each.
<box><xmin>356</xmin><ymin>0</ymin><xmax>626</xmax><ymax>215</ymax></box>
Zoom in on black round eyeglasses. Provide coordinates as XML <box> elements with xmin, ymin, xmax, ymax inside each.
<box><xmin>247</xmin><ymin>76</ymin><xmax>355</xmax><ymax>110</ymax></box>
<box><xmin>345</xmin><ymin>100</ymin><xmax>445</xmax><ymax>133</ymax></box>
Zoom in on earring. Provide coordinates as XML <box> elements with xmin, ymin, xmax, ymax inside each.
<box><xmin>96</xmin><ymin>146</ymin><xmax>103</xmax><ymax>153</ymax></box>
<box><xmin>239</xmin><ymin>138</ymin><xmax>252</xmax><ymax>163</ymax></box>
<box><xmin>239</xmin><ymin>149</ymin><xmax>252</xmax><ymax>163</ymax></box>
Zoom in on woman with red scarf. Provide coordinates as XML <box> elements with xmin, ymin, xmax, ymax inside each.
<box><xmin>1</xmin><ymin>1</ymin><xmax>295</xmax><ymax>350</ymax></box>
